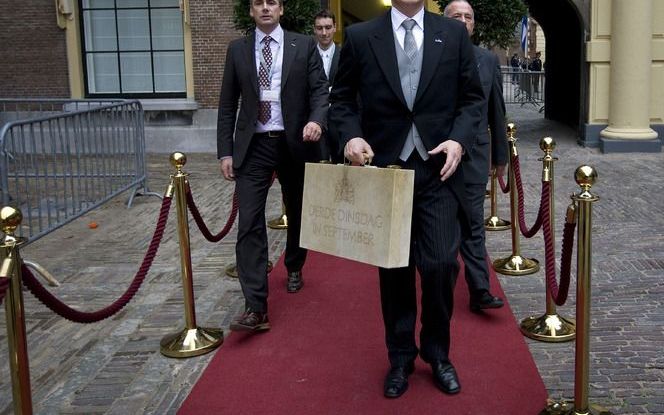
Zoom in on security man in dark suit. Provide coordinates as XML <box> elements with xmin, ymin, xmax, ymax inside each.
<box><xmin>444</xmin><ymin>0</ymin><xmax>507</xmax><ymax>312</ymax></box>
<box><xmin>218</xmin><ymin>0</ymin><xmax>328</xmax><ymax>332</ymax></box>
<box><xmin>313</xmin><ymin>9</ymin><xmax>342</xmax><ymax>162</ymax></box>
<box><xmin>330</xmin><ymin>0</ymin><xmax>484</xmax><ymax>399</ymax></box>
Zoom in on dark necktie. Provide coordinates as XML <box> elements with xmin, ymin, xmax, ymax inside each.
<box><xmin>258</xmin><ymin>35</ymin><xmax>273</xmax><ymax>125</ymax></box>
<box><xmin>402</xmin><ymin>19</ymin><xmax>417</xmax><ymax>61</ymax></box>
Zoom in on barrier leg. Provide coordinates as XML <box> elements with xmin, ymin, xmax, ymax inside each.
<box><xmin>521</xmin><ymin>138</ymin><xmax>575</xmax><ymax>342</ymax></box>
<box><xmin>540</xmin><ymin>166</ymin><xmax>612</xmax><ymax>415</ymax></box>
<box><xmin>160</xmin><ymin>153</ymin><xmax>224</xmax><ymax>358</ymax></box>
<box><xmin>484</xmin><ymin>167</ymin><xmax>510</xmax><ymax>231</ymax></box>
<box><xmin>493</xmin><ymin>124</ymin><xmax>539</xmax><ymax>275</ymax></box>
<box><xmin>1</xmin><ymin>206</ymin><xmax>33</xmax><ymax>414</ymax></box>
<box><xmin>268</xmin><ymin>202</ymin><xmax>288</xmax><ymax>230</ymax></box>
<box><xmin>224</xmin><ymin>261</ymin><xmax>273</xmax><ymax>279</ymax></box>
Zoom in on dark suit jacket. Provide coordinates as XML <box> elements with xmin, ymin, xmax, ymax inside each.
<box><xmin>329</xmin><ymin>11</ymin><xmax>484</xmax><ymax>210</ymax></box>
<box><xmin>465</xmin><ymin>46</ymin><xmax>508</xmax><ymax>185</ymax></box>
<box><xmin>321</xmin><ymin>43</ymin><xmax>342</xmax><ymax>161</ymax></box>
<box><xmin>328</xmin><ymin>43</ymin><xmax>340</xmax><ymax>84</ymax></box>
<box><xmin>217</xmin><ymin>29</ymin><xmax>329</xmax><ymax>167</ymax></box>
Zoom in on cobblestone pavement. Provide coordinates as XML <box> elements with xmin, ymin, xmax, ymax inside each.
<box><xmin>0</xmin><ymin>105</ymin><xmax>663</xmax><ymax>414</ymax></box>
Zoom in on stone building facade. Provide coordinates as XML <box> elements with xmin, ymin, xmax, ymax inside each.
<box><xmin>1</xmin><ymin>0</ymin><xmax>661</xmax><ymax>153</ymax></box>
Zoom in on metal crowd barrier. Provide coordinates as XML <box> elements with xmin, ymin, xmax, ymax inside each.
<box><xmin>0</xmin><ymin>98</ymin><xmax>158</xmax><ymax>243</ymax></box>
<box><xmin>502</xmin><ymin>69</ymin><xmax>545</xmax><ymax>109</ymax></box>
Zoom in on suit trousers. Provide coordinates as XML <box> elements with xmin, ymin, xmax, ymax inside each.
<box><xmin>235</xmin><ymin>133</ymin><xmax>308</xmax><ymax>313</ymax></box>
<box><xmin>459</xmin><ymin>183</ymin><xmax>491</xmax><ymax>295</ymax></box>
<box><xmin>378</xmin><ymin>154</ymin><xmax>461</xmax><ymax>368</ymax></box>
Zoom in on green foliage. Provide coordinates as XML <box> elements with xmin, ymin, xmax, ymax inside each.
<box><xmin>436</xmin><ymin>0</ymin><xmax>528</xmax><ymax>49</ymax></box>
<box><xmin>233</xmin><ymin>0</ymin><xmax>320</xmax><ymax>35</ymax></box>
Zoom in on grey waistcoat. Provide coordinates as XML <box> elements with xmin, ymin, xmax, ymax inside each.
<box><xmin>395</xmin><ymin>35</ymin><xmax>428</xmax><ymax>161</ymax></box>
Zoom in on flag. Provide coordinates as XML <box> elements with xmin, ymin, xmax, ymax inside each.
<box><xmin>520</xmin><ymin>16</ymin><xmax>528</xmax><ymax>54</ymax></box>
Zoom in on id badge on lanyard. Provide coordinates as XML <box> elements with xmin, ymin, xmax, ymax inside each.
<box><xmin>261</xmin><ymin>89</ymin><xmax>280</xmax><ymax>102</ymax></box>
<box><xmin>259</xmin><ymin>41</ymin><xmax>281</xmax><ymax>103</ymax></box>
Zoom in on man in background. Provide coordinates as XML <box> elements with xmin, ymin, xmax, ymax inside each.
<box><xmin>444</xmin><ymin>0</ymin><xmax>507</xmax><ymax>313</ymax></box>
<box><xmin>217</xmin><ymin>0</ymin><xmax>328</xmax><ymax>332</ymax></box>
<box><xmin>313</xmin><ymin>9</ymin><xmax>342</xmax><ymax>162</ymax></box>
<box><xmin>529</xmin><ymin>51</ymin><xmax>543</xmax><ymax>94</ymax></box>
<box><xmin>510</xmin><ymin>52</ymin><xmax>520</xmax><ymax>83</ymax></box>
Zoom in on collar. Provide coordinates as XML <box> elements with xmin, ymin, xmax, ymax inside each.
<box><xmin>256</xmin><ymin>24</ymin><xmax>284</xmax><ymax>45</ymax></box>
<box><xmin>317</xmin><ymin>43</ymin><xmax>335</xmax><ymax>56</ymax></box>
<box><xmin>391</xmin><ymin>6</ymin><xmax>424</xmax><ymax>33</ymax></box>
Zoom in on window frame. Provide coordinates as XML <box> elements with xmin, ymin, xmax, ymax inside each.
<box><xmin>79</xmin><ymin>0</ymin><xmax>187</xmax><ymax>99</ymax></box>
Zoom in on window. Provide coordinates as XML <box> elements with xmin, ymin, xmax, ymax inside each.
<box><xmin>81</xmin><ymin>0</ymin><xmax>186</xmax><ymax>97</ymax></box>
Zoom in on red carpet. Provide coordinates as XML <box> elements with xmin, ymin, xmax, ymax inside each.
<box><xmin>179</xmin><ymin>252</ymin><xmax>547</xmax><ymax>415</ymax></box>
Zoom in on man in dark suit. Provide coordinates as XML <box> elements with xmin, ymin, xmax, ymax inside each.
<box><xmin>313</xmin><ymin>9</ymin><xmax>342</xmax><ymax>162</ymax></box>
<box><xmin>444</xmin><ymin>0</ymin><xmax>507</xmax><ymax>312</ymax></box>
<box><xmin>218</xmin><ymin>0</ymin><xmax>328</xmax><ymax>332</ymax></box>
<box><xmin>529</xmin><ymin>51</ymin><xmax>543</xmax><ymax>94</ymax></box>
<box><xmin>329</xmin><ymin>0</ymin><xmax>484</xmax><ymax>399</ymax></box>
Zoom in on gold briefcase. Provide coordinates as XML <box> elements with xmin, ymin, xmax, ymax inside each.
<box><xmin>300</xmin><ymin>163</ymin><xmax>414</xmax><ymax>268</ymax></box>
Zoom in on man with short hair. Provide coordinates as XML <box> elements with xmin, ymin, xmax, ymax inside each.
<box><xmin>218</xmin><ymin>0</ymin><xmax>329</xmax><ymax>332</ymax></box>
<box><xmin>313</xmin><ymin>9</ymin><xmax>339</xmax><ymax>82</ymax></box>
<box><xmin>529</xmin><ymin>51</ymin><xmax>543</xmax><ymax>94</ymax></box>
<box><xmin>444</xmin><ymin>0</ymin><xmax>507</xmax><ymax>313</ymax></box>
<box><xmin>313</xmin><ymin>9</ymin><xmax>342</xmax><ymax>161</ymax></box>
<box><xmin>510</xmin><ymin>52</ymin><xmax>520</xmax><ymax>84</ymax></box>
<box><xmin>330</xmin><ymin>0</ymin><xmax>484</xmax><ymax>399</ymax></box>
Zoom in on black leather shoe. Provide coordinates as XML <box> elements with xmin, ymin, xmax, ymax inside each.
<box><xmin>431</xmin><ymin>361</ymin><xmax>460</xmax><ymax>394</ymax></box>
<box><xmin>287</xmin><ymin>271</ymin><xmax>304</xmax><ymax>293</ymax></box>
<box><xmin>383</xmin><ymin>361</ymin><xmax>415</xmax><ymax>398</ymax></box>
<box><xmin>469</xmin><ymin>290</ymin><xmax>504</xmax><ymax>312</ymax></box>
<box><xmin>229</xmin><ymin>310</ymin><xmax>270</xmax><ymax>332</ymax></box>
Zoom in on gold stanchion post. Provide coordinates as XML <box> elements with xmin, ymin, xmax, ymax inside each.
<box><xmin>493</xmin><ymin>123</ymin><xmax>540</xmax><ymax>275</ymax></box>
<box><xmin>1</xmin><ymin>206</ymin><xmax>33</xmax><ymax>414</ymax></box>
<box><xmin>224</xmin><ymin>261</ymin><xmax>273</xmax><ymax>279</ymax></box>
<box><xmin>267</xmin><ymin>202</ymin><xmax>288</xmax><ymax>230</ymax></box>
<box><xmin>484</xmin><ymin>166</ymin><xmax>511</xmax><ymax>231</ymax></box>
<box><xmin>520</xmin><ymin>137</ymin><xmax>575</xmax><ymax>342</ymax></box>
<box><xmin>160</xmin><ymin>152</ymin><xmax>224</xmax><ymax>358</ymax></box>
<box><xmin>541</xmin><ymin>166</ymin><xmax>612</xmax><ymax>415</ymax></box>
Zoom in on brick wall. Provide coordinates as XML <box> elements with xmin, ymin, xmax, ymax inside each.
<box><xmin>190</xmin><ymin>0</ymin><xmax>241</xmax><ymax>109</ymax></box>
<box><xmin>0</xmin><ymin>1</ymin><xmax>69</xmax><ymax>98</ymax></box>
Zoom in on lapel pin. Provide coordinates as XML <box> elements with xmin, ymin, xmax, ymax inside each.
<box><xmin>434</xmin><ymin>38</ymin><xmax>442</xmax><ymax>43</ymax></box>
<box><xmin>291</xmin><ymin>42</ymin><xmax>296</xmax><ymax>47</ymax></box>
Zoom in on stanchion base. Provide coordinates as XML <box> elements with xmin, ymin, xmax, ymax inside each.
<box><xmin>484</xmin><ymin>216</ymin><xmax>511</xmax><ymax>231</ymax></box>
<box><xmin>520</xmin><ymin>313</ymin><xmax>576</xmax><ymax>342</ymax></box>
<box><xmin>539</xmin><ymin>400</ymin><xmax>614</xmax><ymax>415</ymax></box>
<box><xmin>225</xmin><ymin>261</ymin><xmax>274</xmax><ymax>278</ymax></box>
<box><xmin>493</xmin><ymin>255</ymin><xmax>539</xmax><ymax>276</ymax></box>
<box><xmin>267</xmin><ymin>214</ymin><xmax>288</xmax><ymax>230</ymax></box>
<box><xmin>160</xmin><ymin>327</ymin><xmax>224</xmax><ymax>358</ymax></box>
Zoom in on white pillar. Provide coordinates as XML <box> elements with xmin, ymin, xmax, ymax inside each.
<box><xmin>600</xmin><ymin>0</ymin><xmax>658</xmax><ymax>142</ymax></box>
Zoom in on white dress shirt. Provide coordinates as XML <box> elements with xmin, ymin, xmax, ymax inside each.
<box><xmin>317</xmin><ymin>42</ymin><xmax>335</xmax><ymax>79</ymax></box>
<box><xmin>391</xmin><ymin>6</ymin><xmax>424</xmax><ymax>51</ymax></box>
<box><xmin>255</xmin><ymin>25</ymin><xmax>285</xmax><ymax>132</ymax></box>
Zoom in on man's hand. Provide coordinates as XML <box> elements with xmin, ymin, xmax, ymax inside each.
<box><xmin>494</xmin><ymin>164</ymin><xmax>506</xmax><ymax>179</ymax></box>
<box><xmin>302</xmin><ymin>121</ymin><xmax>322</xmax><ymax>142</ymax></box>
<box><xmin>428</xmin><ymin>140</ymin><xmax>463</xmax><ymax>181</ymax></box>
<box><xmin>220</xmin><ymin>158</ymin><xmax>234</xmax><ymax>181</ymax></box>
<box><xmin>344</xmin><ymin>137</ymin><xmax>374</xmax><ymax>165</ymax></box>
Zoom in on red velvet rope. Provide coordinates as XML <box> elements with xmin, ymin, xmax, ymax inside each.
<box><xmin>512</xmin><ymin>155</ymin><xmax>545</xmax><ymax>238</ymax></box>
<box><xmin>542</xmin><ymin>202</ymin><xmax>577</xmax><ymax>306</ymax></box>
<box><xmin>186</xmin><ymin>185</ymin><xmax>238</xmax><ymax>243</ymax></box>
<box><xmin>498</xmin><ymin>172</ymin><xmax>510</xmax><ymax>194</ymax></box>
<box><xmin>186</xmin><ymin>172</ymin><xmax>276</xmax><ymax>243</ymax></box>
<box><xmin>0</xmin><ymin>277</ymin><xmax>10</xmax><ymax>305</ymax></box>
<box><xmin>21</xmin><ymin>196</ymin><xmax>172</xmax><ymax>323</ymax></box>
